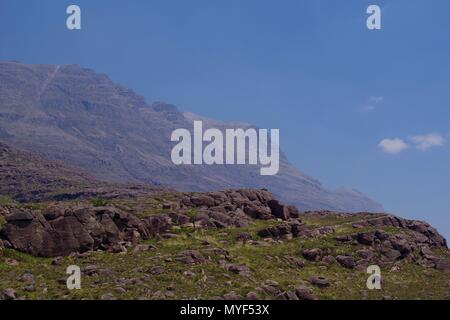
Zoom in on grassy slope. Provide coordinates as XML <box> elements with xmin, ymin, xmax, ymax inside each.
<box><xmin>0</xmin><ymin>195</ymin><xmax>449</xmax><ymax>300</ymax></box>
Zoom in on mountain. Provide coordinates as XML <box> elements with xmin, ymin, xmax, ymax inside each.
<box><xmin>0</xmin><ymin>142</ymin><xmax>162</xmax><ymax>202</ymax></box>
<box><xmin>0</xmin><ymin>61</ymin><xmax>383</xmax><ymax>212</ymax></box>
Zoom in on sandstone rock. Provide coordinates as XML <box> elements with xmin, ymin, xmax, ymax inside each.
<box><xmin>259</xmin><ymin>224</ymin><xmax>288</xmax><ymax>239</ymax></box>
<box><xmin>190</xmin><ymin>195</ymin><xmax>216</xmax><ymax>207</ymax></box>
<box><xmin>312</xmin><ymin>226</ymin><xmax>335</xmax><ymax>237</ymax></box>
<box><xmin>434</xmin><ymin>258</ymin><xmax>450</xmax><ymax>272</ymax></box>
<box><xmin>321</xmin><ymin>255</ymin><xmax>337</xmax><ymax>266</ymax></box>
<box><xmin>302</xmin><ymin>248</ymin><xmax>322</xmax><ymax>261</ymax></box>
<box><xmin>275</xmin><ymin>292</ymin><xmax>287</xmax><ymax>300</ymax></box>
<box><xmin>390</xmin><ymin>237</ymin><xmax>413</xmax><ymax>257</ymax></box>
<box><xmin>133</xmin><ymin>244</ymin><xmax>156</xmax><ymax>253</ymax></box>
<box><xmin>227</xmin><ymin>264</ymin><xmax>251</xmax><ymax>276</ymax></box>
<box><xmin>83</xmin><ymin>265</ymin><xmax>99</xmax><ymax>276</ymax></box>
<box><xmin>20</xmin><ymin>273</ymin><xmax>35</xmax><ymax>285</ymax></box>
<box><xmin>115</xmin><ymin>287</ymin><xmax>127</xmax><ymax>294</ymax></box>
<box><xmin>336</xmin><ymin>255</ymin><xmax>356</xmax><ymax>269</ymax></box>
<box><xmin>260</xmin><ymin>284</ymin><xmax>282</xmax><ymax>296</ymax></box>
<box><xmin>283</xmin><ymin>291</ymin><xmax>299</xmax><ymax>300</ymax></box>
<box><xmin>24</xmin><ymin>284</ymin><xmax>36</xmax><ymax>292</ymax></box>
<box><xmin>374</xmin><ymin>230</ymin><xmax>390</xmax><ymax>241</ymax></box>
<box><xmin>52</xmin><ymin>257</ymin><xmax>64</xmax><ymax>266</ymax></box>
<box><xmin>149</xmin><ymin>266</ymin><xmax>165</xmax><ymax>275</ymax></box>
<box><xmin>356</xmin><ymin>249</ymin><xmax>374</xmax><ymax>260</ymax></box>
<box><xmin>243</xmin><ymin>203</ymin><xmax>272</xmax><ymax>220</ymax></box>
<box><xmin>352</xmin><ymin>221</ymin><xmax>369</xmax><ymax>228</ymax></box>
<box><xmin>265</xmin><ymin>280</ymin><xmax>280</xmax><ymax>287</ymax></box>
<box><xmin>381</xmin><ymin>247</ymin><xmax>402</xmax><ymax>260</ymax></box>
<box><xmin>284</xmin><ymin>255</ymin><xmax>305</xmax><ymax>268</ymax></box>
<box><xmin>236</xmin><ymin>232</ymin><xmax>252</xmax><ymax>242</ymax></box>
<box><xmin>99</xmin><ymin>269</ymin><xmax>114</xmax><ymax>277</ymax></box>
<box><xmin>100</xmin><ymin>293</ymin><xmax>117</xmax><ymax>300</ymax></box>
<box><xmin>309</xmin><ymin>276</ymin><xmax>330</xmax><ymax>289</ymax></box>
<box><xmin>407</xmin><ymin>220</ymin><xmax>447</xmax><ymax>248</ymax></box>
<box><xmin>357</xmin><ymin>232</ymin><xmax>376</xmax><ymax>245</ymax></box>
<box><xmin>0</xmin><ymin>206</ymin><xmax>150</xmax><ymax>257</ymax></box>
<box><xmin>355</xmin><ymin>259</ymin><xmax>370</xmax><ymax>271</ymax></box>
<box><xmin>267</xmin><ymin>200</ymin><xmax>290</xmax><ymax>220</ymax></box>
<box><xmin>145</xmin><ymin>214</ymin><xmax>171</xmax><ymax>236</ymax></box>
<box><xmin>286</xmin><ymin>205</ymin><xmax>300</xmax><ymax>219</ymax></box>
<box><xmin>223</xmin><ymin>292</ymin><xmax>243</xmax><ymax>300</ymax></box>
<box><xmin>183</xmin><ymin>270</ymin><xmax>196</xmax><ymax>277</ymax></box>
<box><xmin>295</xmin><ymin>286</ymin><xmax>317</xmax><ymax>300</ymax></box>
<box><xmin>42</xmin><ymin>206</ymin><xmax>65</xmax><ymax>221</ymax></box>
<box><xmin>336</xmin><ymin>235</ymin><xmax>352</xmax><ymax>242</ymax></box>
<box><xmin>178</xmin><ymin>250</ymin><xmax>206</xmax><ymax>264</ymax></box>
<box><xmin>1</xmin><ymin>288</ymin><xmax>16</xmax><ymax>300</ymax></box>
<box><xmin>245</xmin><ymin>292</ymin><xmax>259</xmax><ymax>300</ymax></box>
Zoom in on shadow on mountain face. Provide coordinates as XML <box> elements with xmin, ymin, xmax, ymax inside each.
<box><xmin>0</xmin><ymin>61</ymin><xmax>383</xmax><ymax>212</ymax></box>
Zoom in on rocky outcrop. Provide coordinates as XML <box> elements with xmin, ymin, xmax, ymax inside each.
<box><xmin>0</xmin><ymin>206</ymin><xmax>149</xmax><ymax>257</ymax></box>
<box><xmin>347</xmin><ymin>215</ymin><xmax>449</xmax><ymax>269</ymax></box>
<box><xmin>0</xmin><ymin>189</ymin><xmax>299</xmax><ymax>257</ymax></box>
<box><xmin>351</xmin><ymin>215</ymin><xmax>446</xmax><ymax>248</ymax></box>
<box><xmin>0</xmin><ymin>192</ymin><xmax>448</xmax><ymax>269</ymax></box>
<box><xmin>257</xmin><ymin>221</ymin><xmax>335</xmax><ymax>240</ymax></box>
<box><xmin>180</xmin><ymin>189</ymin><xmax>297</xmax><ymax>219</ymax></box>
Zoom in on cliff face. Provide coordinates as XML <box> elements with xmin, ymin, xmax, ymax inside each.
<box><xmin>0</xmin><ymin>61</ymin><xmax>383</xmax><ymax>212</ymax></box>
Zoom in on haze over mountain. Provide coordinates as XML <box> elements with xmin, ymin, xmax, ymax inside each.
<box><xmin>0</xmin><ymin>61</ymin><xmax>383</xmax><ymax>212</ymax></box>
<box><xmin>0</xmin><ymin>142</ymin><xmax>162</xmax><ymax>202</ymax></box>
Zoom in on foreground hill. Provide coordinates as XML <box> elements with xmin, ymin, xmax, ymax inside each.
<box><xmin>0</xmin><ymin>142</ymin><xmax>163</xmax><ymax>202</ymax></box>
<box><xmin>0</xmin><ymin>189</ymin><xmax>448</xmax><ymax>300</ymax></box>
<box><xmin>0</xmin><ymin>142</ymin><xmax>447</xmax><ymax>300</ymax></box>
<box><xmin>0</xmin><ymin>61</ymin><xmax>383</xmax><ymax>212</ymax></box>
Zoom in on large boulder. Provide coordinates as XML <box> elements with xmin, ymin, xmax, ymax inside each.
<box><xmin>0</xmin><ymin>206</ymin><xmax>150</xmax><ymax>257</ymax></box>
<box><xmin>181</xmin><ymin>189</ymin><xmax>300</xmax><ymax>222</ymax></box>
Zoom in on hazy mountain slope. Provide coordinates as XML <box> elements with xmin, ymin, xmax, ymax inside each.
<box><xmin>0</xmin><ymin>142</ymin><xmax>162</xmax><ymax>202</ymax></box>
<box><xmin>0</xmin><ymin>61</ymin><xmax>383</xmax><ymax>212</ymax></box>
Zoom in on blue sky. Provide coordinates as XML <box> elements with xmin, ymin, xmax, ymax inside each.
<box><xmin>1</xmin><ymin>0</ymin><xmax>449</xmax><ymax>238</ymax></box>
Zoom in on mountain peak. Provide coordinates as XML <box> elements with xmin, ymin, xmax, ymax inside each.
<box><xmin>0</xmin><ymin>61</ymin><xmax>383</xmax><ymax>212</ymax></box>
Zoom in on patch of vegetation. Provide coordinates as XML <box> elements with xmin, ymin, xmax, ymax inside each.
<box><xmin>90</xmin><ymin>198</ymin><xmax>109</xmax><ymax>207</ymax></box>
<box><xmin>187</xmin><ymin>208</ymin><xmax>199</xmax><ymax>230</ymax></box>
<box><xmin>0</xmin><ymin>195</ymin><xmax>14</xmax><ymax>206</ymax></box>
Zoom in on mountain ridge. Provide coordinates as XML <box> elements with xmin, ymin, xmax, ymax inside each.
<box><xmin>0</xmin><ymin>61</ymin><xmax>383</xmax><ymax>212</ymax></box>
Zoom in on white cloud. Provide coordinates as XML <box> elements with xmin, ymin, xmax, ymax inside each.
<box><xmin>411</xmin><ymin>133</ymin><xmax>445</xmax><ymax>151</ymax></box>
<box><xmin>378</xmin><ymin>138</ymin><xmax>409</xmax><ymax>155</ymax></box>
<box><xmin>369</xmin><ymin>96</ymin><xmax>384</xmax><ymax>104</ymax></box>
<box><xmin>362</xmin><ymin>105</ymin><xmax>375</xmax><ymax>112</ymax></box>
<box><xmin>361</xmin><ymin>96</ymin><xmax>384</xmax><ymax>112</ymax></box>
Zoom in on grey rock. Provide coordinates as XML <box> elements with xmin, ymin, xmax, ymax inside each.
<box><xmin>1</xmin><ymin>288</ymin><xmax>16</xmax><ymax>300</ymax></box>
<box><xmin>336</xmin><ymin>255</ymin><xmax>356</xmax><ymax>269</ymax></box>
<box><xmin>295</xmin><ymin>286</ymin><xmax>317</xmax><ymax>300</ymax></box>
<box><xmin>309</xmin><ymin>276</ymin><xmax>330</xmax><ymax>289</ymax></box>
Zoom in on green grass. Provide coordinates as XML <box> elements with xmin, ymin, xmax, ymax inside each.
<box><xmin>0</xmin><ymin>197</ymin><xmax>449</xmax><ymax>300</ymax></box>
<box><xmin>0</xmin><ymin>195</ymin><xmax>14</xmax><ymax>206</ymax></box>
<box><xmin>90</xmin><ymin>198</ymin><xmax>110</xmax><ymax>207</ymax></box>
